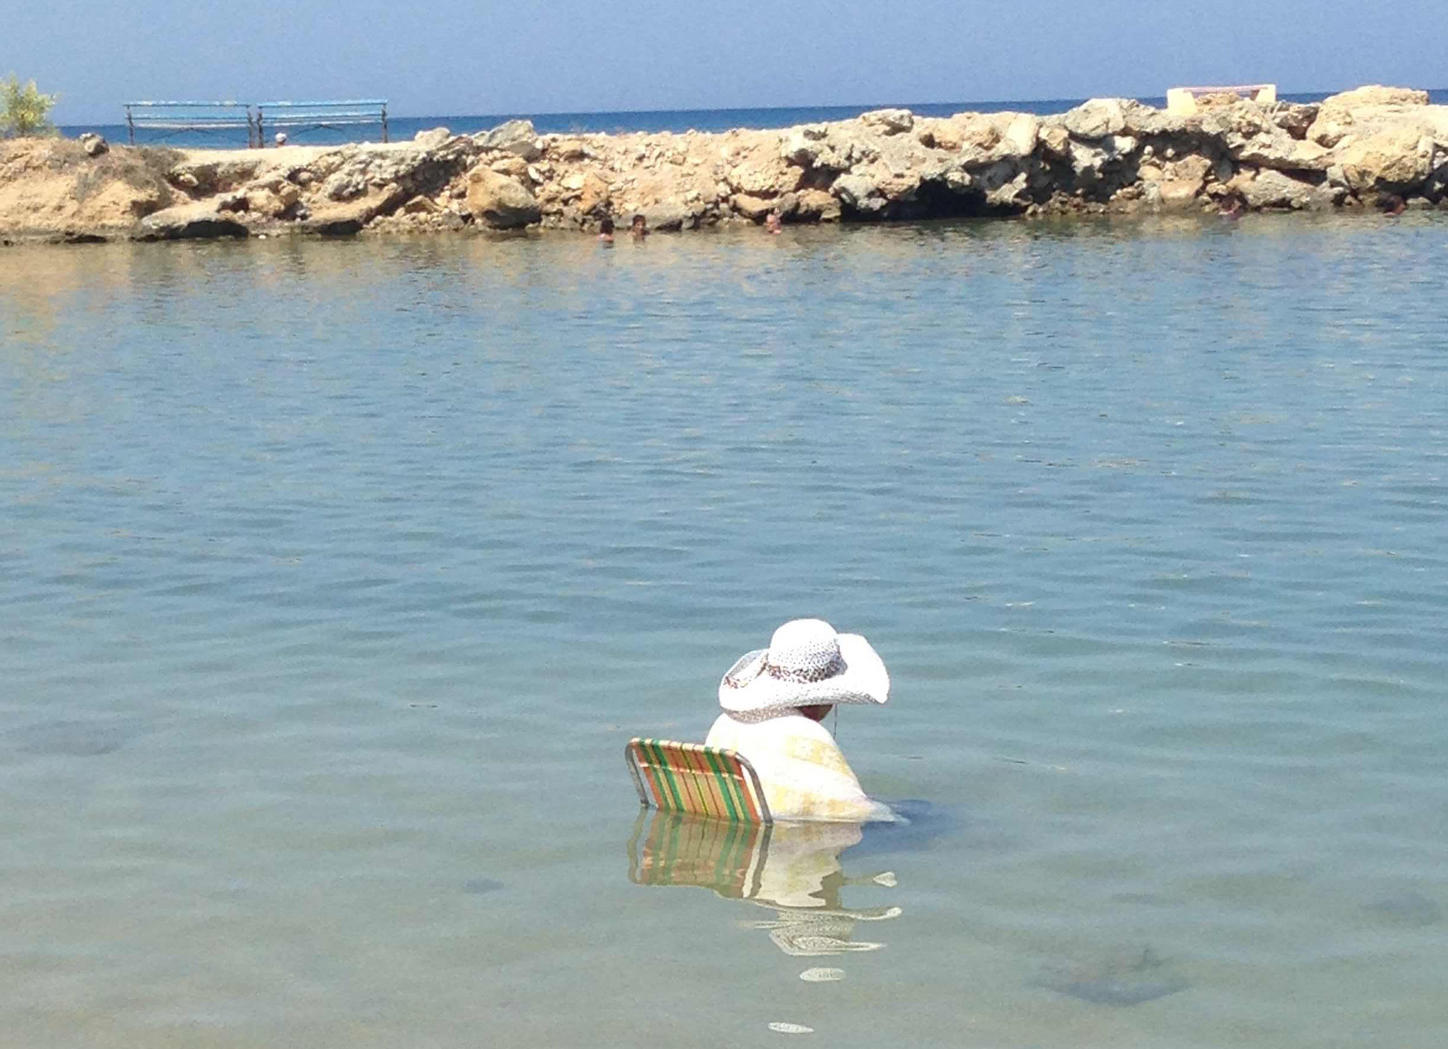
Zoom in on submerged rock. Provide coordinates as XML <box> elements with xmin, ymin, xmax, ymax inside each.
<box><xmin>14</xmin><ymin>719</ymin><xmax>140</xmax><ymax>756</ymax></box>
<box><xmin>1034</xmin><ymin>946</ymin><xmax>1188</xmax><ymax>1007</ymax></box>
<box><xmin>1364</xmin><ymin>889</ymin><xmax>1443</xmax><ymax>926</ymax></box>
<box><xmin>462</xmin><ymin>877</ymin><xmax>506</xmax><ymax>895</ymax></box>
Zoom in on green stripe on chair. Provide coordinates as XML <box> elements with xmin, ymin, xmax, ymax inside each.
<box><xmin>626</xmin><ymin>738</ymin><xmax>772</xmax><ymax>824</ymax></box>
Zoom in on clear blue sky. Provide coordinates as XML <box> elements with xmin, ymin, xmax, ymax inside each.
<box><xmin>7</xmin><ymin>0</ymin><xmax>1446</xmax><ymax>124</ymax></box>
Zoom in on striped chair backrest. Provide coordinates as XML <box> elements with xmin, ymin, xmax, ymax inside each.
<box><xmin>626</xmin><ymin>738</ymin><xmax>772</xmax><ymax>824</ymax></box>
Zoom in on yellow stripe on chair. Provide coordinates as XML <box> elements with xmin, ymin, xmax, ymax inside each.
<box><xmin>626</xmin><ymin>738</ymin><xmax>772</xmax><ymax>824</ymax></box>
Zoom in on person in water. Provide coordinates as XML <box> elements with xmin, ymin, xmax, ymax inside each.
<box><xmin>705</xmin><ymin>619</ymin><xmax>894</xmax><ymax>822</ymax></box>
<box><xmin>598</xmin><ymin>216</ymin><xmax>615</xmax><ymax>243</ymax></box>
<box><xmin>630</xmin><ymin>214</ymin><xmax>649</xmax><ymax>239</ymax></box>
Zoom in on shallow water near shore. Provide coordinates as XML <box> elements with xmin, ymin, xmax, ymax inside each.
<box><xmin>3</xmin><ymin>215</ymin><xmax>1447</xmax><ymax>1048</ymax></box>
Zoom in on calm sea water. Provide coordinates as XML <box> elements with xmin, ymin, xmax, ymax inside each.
<box><xmin>3</xmin><ymin>215</ymin><xmax>1447</xmax><ymax>1048</ymax></box>
<box><xmin>63</xmin><ymin>89</ymin><xmax>1448</xmax><ymax>147</ymax></box>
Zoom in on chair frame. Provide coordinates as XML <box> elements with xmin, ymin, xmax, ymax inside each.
<box><xmin>626</xmin><ymin>738</ymin><xmax>772</xmax><ymax>824</ymax></box>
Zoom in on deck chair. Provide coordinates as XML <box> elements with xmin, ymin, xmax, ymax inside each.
<box><xmin>625</xmin><ymin>738</ymin><xmax>772</xmax><ymax>824</ymax></box>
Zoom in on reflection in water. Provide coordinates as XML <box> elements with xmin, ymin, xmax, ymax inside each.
<box><xmin>628</xmin><ymin>810</ymin><xmax>901</xmax><ymax>957</ymax></box>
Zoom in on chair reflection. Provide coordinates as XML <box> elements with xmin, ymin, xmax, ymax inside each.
<box><xmin>628</xmin><ymin>810</ymin><xmax>901</xmax><ymax>956</ymax></box>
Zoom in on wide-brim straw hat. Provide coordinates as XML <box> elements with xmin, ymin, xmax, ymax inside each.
<box><xmin>718</xmin><ymin>619</ymin><xmax>889</xmax><ymax>715</ymax></box>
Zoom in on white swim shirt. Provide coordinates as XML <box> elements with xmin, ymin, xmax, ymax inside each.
<box><xmin>705</xmin><ymin>712</ymin><xmax>893</xmax><ymax>822</ymax></box>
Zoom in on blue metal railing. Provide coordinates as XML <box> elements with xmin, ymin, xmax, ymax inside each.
<box><xmin>255</xmin><ymin>100</ymin><xmax>389</xmax><ymax>145</ymax></box>
<box><xmin>123</xmin><ymin>99</ymin><xmax>388</xmax><ymax>148</ymax></box>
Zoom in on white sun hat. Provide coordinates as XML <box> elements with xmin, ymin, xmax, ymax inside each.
<box><xmin>718</xmin><ymin>619</ymin><xmax>889</xmax><ymax>715</ymax></box>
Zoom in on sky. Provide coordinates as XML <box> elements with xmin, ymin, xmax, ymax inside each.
<box><xmin>6</xmin><ymin>0</ymin><xmax>1447</xmax><ymax>124</ymax></box>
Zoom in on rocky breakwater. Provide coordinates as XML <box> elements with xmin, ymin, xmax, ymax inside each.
<box><xmin>1</xmin><ymin>85</ymin><xmax>1445</xmax><ymax>244</ymax></box>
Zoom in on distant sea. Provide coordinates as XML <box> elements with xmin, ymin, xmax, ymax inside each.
<box><xmin>61</xmin><ymin>89</ymin><xmax>1448</xmax><ymax>148</ymax></box>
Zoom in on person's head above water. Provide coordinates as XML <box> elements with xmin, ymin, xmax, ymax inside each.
<box><xmin>718</xmin><ymin>618</ymin><xmax>889</xmax><ymax>720</ymax></box>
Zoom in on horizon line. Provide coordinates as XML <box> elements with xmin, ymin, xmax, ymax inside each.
<box><xmin>57</xmin><ymin>84</ymin><xmax>1445</xmax><ymax>127</ymax></box>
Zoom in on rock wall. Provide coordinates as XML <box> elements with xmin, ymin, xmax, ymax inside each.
<box><xmin>2</xmin><ymin>86</ymin><xmax>1446</xmax><ymax>243</ymax></box>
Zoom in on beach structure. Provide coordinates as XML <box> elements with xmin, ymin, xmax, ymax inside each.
<box><xmin>1166</xmin><ymin>84</ymin><xmax>1277</xmax><ymax>116</ymax></box>
<box><xmin>626</xmin><ymin>738</ymin><xmax>772</xmax><ymax>823</ymax></box>
<box><xmin>124</xmin><ymin>99</ymin><xmax>388</xmax><ymax>147</ymax></box>
<box><xmin>124</xmin><ymin>101</ymin><xmax>255</xmax><ymax>146</ymax></box>
<box><xmin>254</xmin><ymin>100</ymin><xmax>389</xmax><ymax>145</ymax></box>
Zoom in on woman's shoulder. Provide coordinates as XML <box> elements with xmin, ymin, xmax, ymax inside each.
<box><xmin>707</xmin><ymin>712</ymin><xmax>840</xmax><ymax>752</ymax></box>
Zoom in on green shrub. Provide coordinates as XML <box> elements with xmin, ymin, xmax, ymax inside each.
<box><xmin>1</xmin><ymin>75</ymin><xmax>59</xmax><ymax>138</ymax></box>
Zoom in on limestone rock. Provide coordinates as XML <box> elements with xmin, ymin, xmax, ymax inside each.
<box><xmin>1308</xmin><ymin>116</ymin><xmax>1352</xmax><ymax>148</ymax></box>
<box><xmin>414</xmin><ymin>127</ymin><xmax>452</xmax><ymax>150</ymax></box>
<box><xmin>548</xmin><ymin>137</ymin><xmax>592</xmax><ymax>161</ymax></box>
<box><xmin>1229</xmin><ymin>127</ymin><xmax>1332</xmax><ymax>171</ymax></box>
<box><xmin>1234</xmin><ymin>169</ymin><xmax>1320</xmax><ymax>209</ymax></box>
<box><xmin>726</xmin><ymin>146</ymin><xmax>795</xmax><ymax>194</ymax></box>
<box><xmin>575</xmin><ymin>172</ymin><xmax>611</xmax><ymax>216</ymax></box>
<box><xmin>137</xmin><ymin>201</ymin><xmax>248</xmax><ymax>240</ymax></box>
<box><xmin>638</xmin><ymin>199</ymin><xmax>692</xmax><ymax>231</ymax></box>
<box><xmin>1141</xmin><ymin>153</ymin><xmax>1211</xmax><ymax>209</ymax></box>
<box><xmin>475</xmin><ymin>120</ymin><xmax>542</xmax><ymax>161</ymax></box>
<box><xmin>794</xmin><ymin>188</ymin><xmax>841</xmax><ymax>222</ymax></box>
<box><xmin>951</xmin><ymin>113</ymin><xmax>1001</xmax><ymax>150</ymax></box>
<box><xmin>1311</xmin><ymin>87</ymin><xmax>1432</xmax><ymax>148</ymax></box>
<box><xmin>490</xmin><ymin>155</ymin><xmax>530</xmax><ymax>179</ymax></box>
<box><xmin>928</xmin><ymin>120</ymin><xmax>964</xmax><ymax>152</ymax></box>
<box><xmin>1165</xmin><ymin>154</ymin><xmax>1213</xmax><ymax>185</ymax></box>
<box><xmin>244</xmin><ymin>189</ymin><xmax>282</xmax><ymax>216</ymax></box>
<box><xmin>1061</xmin><ymin>98</ymin><xmax>1127</xmax><ymax>140</ymax></box>
<box><xmin>400</xmin><ymin>194</ymin><xmax>442</xmax><ymax>215</ymax></box>
<box><xmin>1200</xmin><ymin>100</ymin><xmax>1273</xmax><ymax>139</ymax></box>
<box><xmin>791</xmin><ymin>125</ymin><xmax>874</xmax><ymax>173</ymax></box>
<box><xmin>832</xmin><ymin>172</ymin><xmax>887</xmax><ymax>214</ymax></box>
<box><xmin>1336</xmin><ymin>127</ymin><xmax>1436</xmax><ymax>190</ymax></box>
<box><xmin>1270</xmin><ymin>103</ymin><xmax>1319</xmax><ymax>139</ymax></box>
<box><xmin>978</xmin><ymin>160</ymin><xmax>1030</xmax><ymax>208</ymax></box>
<box><xmin>1153</xmin><ymin>178</ymin><xmax>1205</xmax><ymax>208</ymax></box>
<box><xmin>166</xmin><ymin>157</ymin><xmax>266</xmax><ymax>195</ymax></box>
<box><xmin>782</xmin><ymin>127</ymin><xmax>829</xmax><ymax>167</ymax></box>
<box><xmin>465</xmin><ymin>168</ymin><xmax>541</xmax><ymax>227</ymax></box>
<box><xmin>1038</xmin><ymin>123</ymin><xmax>1071</xmax><ymax>157</ymax></box>
<box><xmin>1067</xmin><ymin>135</ymin><xmax>1134</xmax><ymax>180</ymax></box>
<box><xmin>1321</xmin><ymin>85</ymin><xmax>1430</xmax><ymax>111</ymax></box>
<box><xmin>1119</xmin><ymin>100</ymin><xmax>1181</xmax><ymax>137</ymax></box>
<box><xmin>996</xmin><ymin>113</ymin><xmax>1040</xmax><ymax>158</ymax></box>
<box><xmin>78</xmin><ymin>133</ymin><xmax>108</xmax><ymax>157</ymax></box>
<box><xmin>730</xmin><ymin>192</ymin><xmax>775</xmax><ymax>220</ymax></box>
<box><xmin>1425</xmin><ymin>154</ymin><xmax>1448</xmax><ymax>202</ymax></box>
<box><xmin>860</xmin><ymin>108</ymin><xmax>914</xmax><ymax>135</ymax></box>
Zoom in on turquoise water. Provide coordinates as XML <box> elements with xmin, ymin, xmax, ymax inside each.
<box><xmin>2</xmin><ymin>216</ymin><xmax>1447</xmax><ymax>1048</ymax></box>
